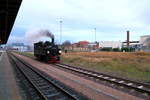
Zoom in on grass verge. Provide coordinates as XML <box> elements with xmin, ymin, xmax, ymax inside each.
<box><xmin>61</xmin><ymin>52</ymin><xmax>150</xmax><ymax>82</ymax></box>
<box><xmin>15</xmin><ymin>51</ymin><xmax>150</xmax><ymax>82</ymax></box>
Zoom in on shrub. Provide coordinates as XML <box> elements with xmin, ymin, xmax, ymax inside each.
<box><xmin>100</xmin><ymin>47</ymin><xmax>112</xmax><ymax>51</ymax></box>
<box><xmin>121</xmin><ymin>47</ymin><xmax>135</xmax><ymax>52</ymax></box>
<box><xmin>112</xmin><ymin>48</ymin><xmax>120</xmax><ymax>52</ymax></box>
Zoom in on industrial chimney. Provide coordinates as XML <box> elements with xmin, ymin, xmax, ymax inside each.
<box><xmin>127</xmin><ymin>30</ymin><xmax>130</xmax><ymax>48</ymax></box>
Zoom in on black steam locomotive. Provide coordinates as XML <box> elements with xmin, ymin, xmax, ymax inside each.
<box><xmin>34</xmin><ymin>38</ymin><xmax>61</xmax><ymax>63</ymax></box>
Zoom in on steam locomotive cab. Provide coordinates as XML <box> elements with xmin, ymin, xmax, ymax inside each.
<box><xmin>34</xmin><ymin>38</ymin><xmax>61</xmax><ymax>63</ymax></box>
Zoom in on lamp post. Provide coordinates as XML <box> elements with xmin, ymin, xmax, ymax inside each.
<box><xmin>60</xmin><ymin>20</ymin><xmax>62</xmax><ymax>45</ymax></box>
<box><xmin>94</xmin><ymin>28</ymin><xmax>96</xmax><ymax>43</ymax></box>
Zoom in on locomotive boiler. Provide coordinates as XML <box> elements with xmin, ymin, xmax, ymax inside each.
<box><xmin>34</xmin><ymin>37</ymin><xmax>61</xmax><ymax>63</ymax></box>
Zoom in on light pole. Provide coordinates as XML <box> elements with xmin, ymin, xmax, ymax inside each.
<box><xmin>94</xmin><ymin>28</ymin><xmax>96</xmax><ymax>43</ymax></box>
<box><xmin>60</xmin><ymin>20</ymin><xmax>62</xmax><ymax>45</ymax></box>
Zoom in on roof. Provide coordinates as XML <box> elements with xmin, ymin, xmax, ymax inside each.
<box><xmin>0</xmin><ymin>0</ymin><xmax>22</xmax><ymax>44</ymax></box>
<box><xmin>122</xmin><ymin>41</ymin><xmax>139</xmax><ymax>43</ymax></box>
<box><xmin>140</xmin><ymin>35</ymin><xmax>150</xmax><ymax>37</ymax></box>
<box><xmin>78</xmin><ymin>41</ymin><xmax>89</xmax><ymax>45</ymax></box>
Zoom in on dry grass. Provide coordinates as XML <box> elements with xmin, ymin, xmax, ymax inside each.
<box><xmin>61</xmin><ymin>52</ymin><xmax>150</xmax><ymax>82</ymax></box>
<box><xmin>16</xmin><ymin>51</ymin><xmax>150</xmax><ymax>82</ymax></box>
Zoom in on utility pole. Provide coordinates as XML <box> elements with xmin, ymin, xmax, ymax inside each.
<box><xmin>60</xmin><ymin>20</ymin><xmax>62</xmax><ymax>45</ymax></box>
<box><xmin>94</xmin><ymin>28</ymin><xmax>96</xmax><ymax>43</ymax></box>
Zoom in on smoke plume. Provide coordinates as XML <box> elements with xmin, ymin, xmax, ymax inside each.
<box><xmin>25</xmin><ymin>29</ymin><xmax>54</xmax><ymax>44</ymax></box>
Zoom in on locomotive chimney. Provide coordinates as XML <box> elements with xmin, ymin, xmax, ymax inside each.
<box><xmin>127</xmin><ymin>30</ymin><xmax>130</xmax><ymax>48</ymax></box>
<box><xmin>51</xmin><ymin>37</ymin><xmax>54</xmax><ymax>44</ymax></box>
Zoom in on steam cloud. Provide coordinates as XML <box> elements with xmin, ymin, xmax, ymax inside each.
<box><xmin>25</xmin><ymin>29</ymin><xmax>54</xmax><ymax>44</ymax></box>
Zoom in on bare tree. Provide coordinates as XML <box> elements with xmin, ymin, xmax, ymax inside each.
<box><xmin>62</xmin><ymin>40</ymin><xmax>71</xmax><ymax>50</ymax></box>
<box><xmin>62</xmin><ymin>40</ymin><xmax>71</xmax><ymax>46</ymax></box>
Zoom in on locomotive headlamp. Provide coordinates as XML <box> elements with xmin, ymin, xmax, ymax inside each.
<box><xmin>47</xmin><ymin>51</ymin><xmax>50</xmax><ymax>54</ymax></box>
<box><xmin>59</xmin><ymin>50</ymin><xmax>62</xmax><ymax>54</ymax></box>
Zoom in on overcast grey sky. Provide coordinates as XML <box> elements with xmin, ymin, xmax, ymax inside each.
<box><xmin>8</xmin><ymin>0</ymin><xmax>150</xmax><ymax>44</ymax></box>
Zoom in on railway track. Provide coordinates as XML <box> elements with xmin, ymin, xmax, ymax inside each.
<box><xmin>9</xmin><ymin>53</ymin><xmax>87</xmax><ymax>100</ymax></box>
<box><xmin>55</xmin><ymin>63</ymin><xmax>150</xmax><ymax>99</ymax></box>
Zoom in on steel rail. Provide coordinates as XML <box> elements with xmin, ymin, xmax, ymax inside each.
<box><xmin>9</xmin><ymin>54</ymin><xmax>47</xmax><ymax>100</ymax></box>
<box><xmin>55</xmin><ymin>63</ymin><xmax>150</xmax><ymax>95</ymax></box>
<box><xmin>9</xmin><ymin>53</ymin><xmax>78</xmax><ymax>100</ymax></box>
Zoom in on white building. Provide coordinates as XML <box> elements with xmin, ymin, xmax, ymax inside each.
<box><xmin>140</xmin><ymin>35</ymin><xmax>150</xmax><ymax>51</ymax></box>
<box><xmin>140</xmin><ymin>35</ymin><xmax>150</xmax><ymax>46</ymax></box>
<box><xmin>12</xmin><ymin>45</ymin><xmax>28</xmax><ymax>52</ymax></box>
<box><xmin>122</xmin><ymin>41</ymin><xmax>140</xmax><ymax>48</ymax></box>
<box><xmin>9</xmin><ymin>43</ymin><xmax>31</xmax><ymax>52</ymax></box>
<box><xmin>99</xmin><ymin>41</ymin><xmax>122</xmax><ymax>49</ymax></box>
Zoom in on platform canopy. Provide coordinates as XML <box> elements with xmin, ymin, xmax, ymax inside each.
<box><xmin>0</xmin><ymin>0</ymin><xmax>22</xmax><ymax>44</ymax></box>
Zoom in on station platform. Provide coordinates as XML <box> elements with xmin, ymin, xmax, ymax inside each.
<box><xmin>0</xmin><ymin>51</ymin><xmax>22</xmax><ymax>100</ymax></box>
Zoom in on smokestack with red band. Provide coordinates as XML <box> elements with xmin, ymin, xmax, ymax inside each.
<box><xmin>127</xmin><ymin>30</ymin><xmax>129</xmax><ymax>48</ymax></box>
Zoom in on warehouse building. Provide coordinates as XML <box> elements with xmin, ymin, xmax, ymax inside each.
<box><xmin>5</xmin><ymin>43</ymin><xmax>33</xmax><ymax>52</ymax></box>
<box><xmin>140</xmin><ymin>35</ymin><xmax>150</xmax><ymax>51</ymax></box>
<box><xmin>122</xmin><ymin>41</ymin><xmax>140</xmax><ymax>48</ymax></box>
<box><xmin>99</xmin><ymin>41</ymin><xmax>122</xmax><ymax>49</ymax></box>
